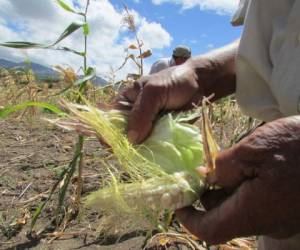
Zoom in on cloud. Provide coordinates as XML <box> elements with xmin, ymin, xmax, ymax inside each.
<box><xmin>151</xmin><ymin>0</ymin><xmax>239</xmax><ymax>15</ymax></box>
<box><xmin>0</xmin><ymin>0</ymin><xmax>172</xmax><ymax>79</ymax></box>
<box><xmin>8</xmin><ymin>0</ymin><xmax>57</xmax><ymax>20</ymax></box>
<box><xmin>137</xmin><ymin>20</ymin><xmax>172</xmax><ymax>49</ymax></box>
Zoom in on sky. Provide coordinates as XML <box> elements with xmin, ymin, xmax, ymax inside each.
<box><xmin>0</xmin><ymin>0</ymin><xmax>242</xmax><ymax>80</ymax></box>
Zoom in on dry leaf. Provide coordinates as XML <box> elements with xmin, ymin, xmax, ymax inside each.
<box><xmin>54</xmin><ymin>65</ymin><xmax>76</xmax><ymax>85</ymax></box>
<box><xmin>128</xmin><ymin>44</ymin><xmax>138</xmax><ymax>49</ymax></box>
<box><xmin>158</xmin><ymin>235</ymin><xmax>171</xmax><ymax>246</ymax></box>
<box><xmin>10</xmin><ymin>209</ymin><xmax>30</xmax><ymax>226</ymax></box>
<box><xmin>201</xmin><ymin>99</ymin><xmax>219</xmax><ymax>172</ymax></box>
<box><xmin>137</xmin><ymin>49</ymin><xmax>152</xmax><ymax>59</ymax></box>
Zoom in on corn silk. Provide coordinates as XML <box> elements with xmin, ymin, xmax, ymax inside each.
<box><xmin>51</xmin><ymin>101</ymin><xmax>208</xmax><ymax>227</ymax></box>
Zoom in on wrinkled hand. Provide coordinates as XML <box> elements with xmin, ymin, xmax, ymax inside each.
<box><xmin>176</xmin><ymin>116</ymin><xmax>300</xmax><ymax>244</ymax></box>
<box><xmin>114</xmin><ymin>61</ymin><xmax>214</xmax><ymax>143</ymax></box>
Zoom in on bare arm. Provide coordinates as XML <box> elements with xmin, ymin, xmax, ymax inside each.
<box><xmin>188</xmin><ymin>40</ymin><xmax>238</xmax><ymax>101</ymax></box>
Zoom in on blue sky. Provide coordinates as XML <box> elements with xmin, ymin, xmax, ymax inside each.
<box><xmin>122</xmin><ymin>0</ymin><xmax>242</xmax><ymax>57</ymax></box>
<box><xmin>0</xmin><ymin>0</ymin><xmax>242</xmax><ymax>79</ymax></box>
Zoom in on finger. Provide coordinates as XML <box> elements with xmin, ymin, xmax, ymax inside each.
<box><xmin>176</xmin><ymin>178</ymin><xmax>273</xmax><ymax>245</ymax></box>
<box><xmin>127</xmin><ymin>84</ymin><xmax>167</xmax><ymax>143</ymax></box>
<box><xmin>176</xmin><ymin>206</ymin><xmax>206</xmax><ymax>233</ymax></box>
<box><xmin>212</xmin><ymin>147</ymin><xmax>250</xmax><ymax>190</ymax></box>
<box><xmin>196</xmin><ymin>166</ymin><xmax>210</xmax><ymax>179</ymax></box>
<box><xmin>211</xmin><ymin>120</ymin><xmax>289</xmax><ymax>190</ymax></box>
<box><xmin>113</xmin><ymin>79</ymin><xmax>146</xmax><ymax>109</ymax></box>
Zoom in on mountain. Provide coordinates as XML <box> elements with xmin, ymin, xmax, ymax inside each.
<box><xmin>93</xmin><ymin>76</ymin><xmax>108</xmax><ymax>86</ymax></box>
<box><xmin>0</xmin><ymin>58</ymin><xmax>108</xmax><ymax>86</ymax></box>
<box><xmin>0</xmin><ymin>58</ymin><xmax>58</xmax><ymax>77</ymax></box>
<box><xmin>0</xmin><ymin>59</ymin><xmax>18</xmax><ymax>68</ymax></box>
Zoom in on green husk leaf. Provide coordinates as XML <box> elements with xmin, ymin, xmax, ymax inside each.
<box><xmin>139</xmin><ymin>114</ymin><xmax>203</xmax><ymax>174</ymax></box>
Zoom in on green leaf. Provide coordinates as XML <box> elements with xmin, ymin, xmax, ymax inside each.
<box><xmin>30</xmin><ymin>165</ymin><xmax>70</xmax><ymax>231</ymax></box>
<box><xmin>50</xmin><ymin>84</ymin><xmax>73</xmax><ymax>97</ymax></box>
<box><xmin>56</xmin><ymin>46</ymin><xmax>85</xmax><ymax>57</ymax></box>
<box><xmin>0</xmin><ymin>23</ymin><xmax>85</xmax><ymax>51</ymax></box>
<box><xmin>0</xmin><ymin>41</ymin><xmax>46</xmax><ymax>49</ymax></box>
<box><xmin>56</xmin><ymin>0</ymin><xmax>75</xmax><ymax>13</ymax></box>
<box><xmin>50</xmin><ymin>68</ymin><xmax>96</xmax><ymax>96</ymax></box>
<box><xmin>83</xmin><ymin>23</ymin><xmax>89</xmax><ymax>36</ymax></box>
<box><xmin>56</xmin><ymin>0</ymin><xmax>84</xmax><ymax>16</ymax></box>
<box><xmin>51</xmin><ymin>22</ymin><xmax>85</xmax><ymax>46</ymax></box>
<box><xmin>56</xmin><ymin>143</ymin><xmax>82</xmax><ymax>221</ymax></box>
<box><xmin>0</xmin><ymin>101</ymin><xmax>66</xmax><ymax>118</ymax></box>
<box><xmin>75</xmin><ymin>67</ymin><xmax>96</xmax><ymax>86</ymax></box>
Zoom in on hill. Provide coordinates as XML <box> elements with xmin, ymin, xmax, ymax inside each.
<box><xmin>0</xmin><ymin>59</ymin><xmax>57</xmax><ymax>77</ymax></box>
<box><xmin>0</xmin><ymin>58</ymin><xmax>107</xmax><ymax>86</ymax></box>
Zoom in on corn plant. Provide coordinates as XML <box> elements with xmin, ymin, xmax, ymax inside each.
<box><xmin>114</xmin><ymin>4</ymin><xmax>152</xmax><ymax>82</ymax></box>
<box><xmin>0</xmin><ymin>0</ymin><xmax>94</xmax><ymax>235</ymax></box>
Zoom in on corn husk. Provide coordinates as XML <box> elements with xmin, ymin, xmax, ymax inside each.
<box><xmin>49</xmin><ymin>100</ymin><xmax>214</xmax><ymax>228</ymax></box>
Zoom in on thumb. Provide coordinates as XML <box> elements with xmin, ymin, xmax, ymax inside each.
<box><xmin>127</xmin><ymin>84</ymin><xmax>166</xmax><ymax>144</ymax></box>
<box><xmin>176</xmin><ymin>178</ymin><xmax>264</xmax><ymax>245</ymax></box>
<box><xmin>211</xmin><ymin>146</ymin><xmax>248</xmax><ymax>190</ymax></box>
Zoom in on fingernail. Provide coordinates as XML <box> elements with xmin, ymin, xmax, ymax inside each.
<box><xmin>118</xmin><ymin>101</ymin><xmax>132</xmax><ymax>107</ymax></box>
<box><xmin>196</xmin><ymin>166</ymin><xmax>209</xmax><ymax>177</ymax></box>
<box><xmin>128</xmin><ymin>130</ymin><xmax>139</xmax><ymax>144</ymax></box>
<box><xmin>196</xmin><ymin>166</ymin><xmax>218</xmax><ymax>185</ymax></box>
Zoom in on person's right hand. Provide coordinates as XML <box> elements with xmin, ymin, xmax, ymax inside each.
<box><xmin>115</xmin><ymin>60</ymin><xmax>216</xmax><ymax>144</ymax></box>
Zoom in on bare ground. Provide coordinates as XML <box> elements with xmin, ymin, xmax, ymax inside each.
<box><xmin>0</xmin><ymin>118</ymin><xmax>213</xmax><ymax>250</ymax></box>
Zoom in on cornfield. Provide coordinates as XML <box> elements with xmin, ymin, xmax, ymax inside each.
<box><xmin>0</xmin><ymin>1</ymin><xmax>258</xmax><ymax>249</ymax></box>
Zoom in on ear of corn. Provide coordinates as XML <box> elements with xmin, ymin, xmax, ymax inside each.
<box><xmin>140</xmin><ymin>114</ymin><xmax>203</xmax><ymax>175</ymax></box>
<box><xmin>53</xmin><ymin>100</ymin><xmax>212</xmax><ymax>228</ymax></box>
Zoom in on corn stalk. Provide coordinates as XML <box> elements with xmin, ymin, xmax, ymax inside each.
<box><xmin>117</xmin><ymin>4</ymin><xmax>152</xmax><ymax>78</ymax></box>
<box><xmin>74</xmin><ymin>0</ymin><xmax>90</xmax><ymax>211</ymax></box>
<box><xmin>0</xmin><ymin>0</ymin><xmax>93</xmax><ymax>233</ymax></box>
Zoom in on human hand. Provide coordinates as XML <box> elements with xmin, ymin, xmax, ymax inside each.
<box><xmin>114</xmin><ymin>60</ymin><xmax>217</xmax><ymax>144</ymax></box>
<box><xmin>176</xmin><ymin>116</ymin><xmax>300</xmax><ymax>244</ymax></box>
<box><xmin>114</xmin><ymin>43</ymin><xmax>237</xmax><ymax>144</ymax></box>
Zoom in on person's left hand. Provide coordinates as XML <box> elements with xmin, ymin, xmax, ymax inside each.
<box><xmin>176</xmin><ymin>116</ymin><xmax>300</xmax><ymax>245</ymax></box>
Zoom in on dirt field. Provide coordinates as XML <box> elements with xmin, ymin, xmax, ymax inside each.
<box><xmin>0</xmin><ymin>118</ymin><xmax>212</xmax><ymax>250</ymax></box>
